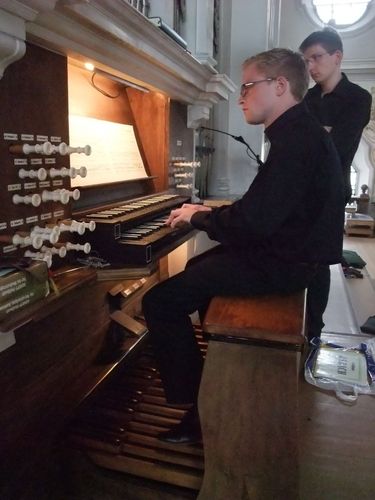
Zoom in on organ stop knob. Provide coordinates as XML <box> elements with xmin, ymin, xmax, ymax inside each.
<box><xmin>12</xmin><ymin>194</ymin><xmax>41</xmax><ymax>207</ymax></box>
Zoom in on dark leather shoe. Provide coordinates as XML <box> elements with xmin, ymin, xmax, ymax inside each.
<box><xmin>158</xmin><ymin>406</ymin><xmax>201</xmax><ymax>444</ymax></box>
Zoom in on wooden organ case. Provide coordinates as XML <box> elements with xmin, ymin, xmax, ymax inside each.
<box><xmin>0</xmin><ymin>44</ymin><xmax>72</xmax><ymax>266</ymax></box>
<box><xmin>0</xmin><ymin>42</ymin><xmax>201</xmax><ymax>499</ymax></box>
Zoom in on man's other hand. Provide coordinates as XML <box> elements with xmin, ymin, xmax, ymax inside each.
<box><xmin>166</xmin><ymin>204</ymin><xmax>212</xmax><ymax>228</ymax></box>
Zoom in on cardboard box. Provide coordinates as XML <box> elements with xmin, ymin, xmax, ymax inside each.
<box><xmin>0</xmin><ymin>261</ymin><xmax>49</xmax><ymax>304</ymax></box>
<box><xmin>0</xmin><ymin>261</ymin><xmax>50</xmax><ymax>321</ymax></box>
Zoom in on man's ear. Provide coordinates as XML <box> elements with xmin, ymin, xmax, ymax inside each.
<box><xmin>274</xmin><ymin>76</ymin><xmax>288</xmax><ymax>96</ymax></box>
<box><xmin>334</xmin><ymin>50</ymin><xmax>343</xmax><ymax>66</ymax></box>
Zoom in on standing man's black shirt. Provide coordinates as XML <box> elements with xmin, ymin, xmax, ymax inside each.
<box><xmin>304</xmin><ymin>73</ymin><xmax>372</xmax><ymax>202</ymax></box>
<box><xmin>191</xmin><ymin>102</ymin><xmax>344</xmax><ymax>265</ymax></box>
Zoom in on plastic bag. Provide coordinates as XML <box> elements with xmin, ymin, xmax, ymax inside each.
<box><xmin>304</xmin><ymin>337</ymin><xmax>375</xmax><ymax>404</ymax></box>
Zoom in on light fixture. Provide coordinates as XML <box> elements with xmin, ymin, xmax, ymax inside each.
<box><xmin>84</xmin><ymin>62</ymin><xmax>95</xmax><ymax>71</ymax></box>
<box><xmin>93</xmin><ymin>67</ymin><xmax>149</xmax><ymax>93</ymax></box>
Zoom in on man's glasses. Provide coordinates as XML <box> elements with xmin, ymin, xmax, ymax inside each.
<box><xmin>240</xmin><ymin>78</ymin><xmax>275</xmax><ymax>97</ymax></box>
<box><xmin>304</xmin><ymin>51</ymin><xmax>334</xmax><ymax>65</ymax></box>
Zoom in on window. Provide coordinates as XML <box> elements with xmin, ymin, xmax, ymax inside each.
<box><xmin>301</xmin><ymin>0</ymin><xmax>375</xmax><ymax>33</ymax></box>
<box><xmin>313</xmin><ymin>0</ymin><xmax>372</xmax><ymax>26</ymax></box>
<box><xmin>350</xmin><ymin>164</ymin><xmax>359</xmax><ymax>195</ymax></box>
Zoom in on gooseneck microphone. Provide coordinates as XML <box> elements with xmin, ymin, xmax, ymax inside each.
<box><xmin>200</xmin><ymin>126</ymin><xmax>264</xmax><ymax>168</ymax></box>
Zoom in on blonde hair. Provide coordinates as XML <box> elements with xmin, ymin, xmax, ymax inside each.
<box><xmin>243</xmin><ymin>48</ymin><xmax>309</xmax><ymax>101</ymax></box>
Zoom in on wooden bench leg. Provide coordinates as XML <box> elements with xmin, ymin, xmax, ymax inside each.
<box><xmin>198</xmin><ymin>341</ymin><xmax>301</xmax><ymax>500</ymax></box>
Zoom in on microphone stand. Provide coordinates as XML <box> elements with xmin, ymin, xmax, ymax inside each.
<box><xmin>200</xmin><ymin>126</ymin><xmax>264</xmax><ymax>168</ymax></box>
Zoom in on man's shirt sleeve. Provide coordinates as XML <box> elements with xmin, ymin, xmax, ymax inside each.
<box><xmin>329</xmin><ymin>90</ymin><xmax>372</xmax><ymax>169</ymax></box>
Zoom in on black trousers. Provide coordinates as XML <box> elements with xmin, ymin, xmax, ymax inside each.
<box><xmin>142</xmin><ymin>245</ymin><xmax>316</xmax><ymax>405</ymax></box>
<box><xmin>306</xmin><ymin>265</ymin><xmax>331</xmax><ymax>341</ymax></box>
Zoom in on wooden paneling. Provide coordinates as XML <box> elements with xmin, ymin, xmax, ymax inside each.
<box><xmin>0</xmin><ymin>269</ymin><xmax>159</xmax><ymax>499</ymax></box>
<box><xmin>0</xmin><ymin>43</ymin><xmax>71</xmax><ymax>262</ymax></box>
<box><xmin>127</xmin><ymin>88</ymin><xmax>169</xmax><ymax>192</ymax></box>
<box><xmin>203</xmin><ymin>291</ymin><xmax>306</xmax><ymax>345</ymax></box>
<box><xmin>68</xmin><ymin>63</ymin><xmax>133</xmax><ymax>124</ymax></box>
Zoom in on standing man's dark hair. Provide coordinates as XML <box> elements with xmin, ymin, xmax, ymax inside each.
<box><xmin>299</xmin><ymin>28</ymin><xmax>372</xmax><ymax>341</ymax></box>
<box><xmin>299</xmin><ymin>27</ymin><xmax>343</xmax><ymax>54</ymax></box>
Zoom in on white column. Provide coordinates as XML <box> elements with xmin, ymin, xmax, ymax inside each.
<box><xmin>210</xmin><ymin>0</ymin><xmax>281</xmax><ymax>196</ymax></box>
<box><xmin>181</xmin><ymin>0</ymin><xmax>216</xmax><ymax>67</ymax></box>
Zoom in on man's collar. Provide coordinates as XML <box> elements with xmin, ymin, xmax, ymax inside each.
<box><xmin>310</xmin><ymin>72</ymin><xmax>350</xmax><ymax>97</ymax></box>
<box><xmin>265</xmin><ymin>102</ymin><xmax>307</xmax><ymax>141</ymax></box>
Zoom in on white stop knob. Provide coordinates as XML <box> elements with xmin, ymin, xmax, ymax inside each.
<box><xmin>70</xmin><ymin>166</ymin><xmax>87</xmax><ymax>178</ymax></box>
<box><xmin>12</xmin><ymin>194</ymin><xmax>41</xmax><ymax>207</ymax></box>
<box><xmin>66</xmin><ymin>242</ymin><xmax>91</xmax><ymax>253</ymax></box>
<box><xmin>18</xmin><ymin>168</ymin><xmax>47</xmax><ymax>181</ymax></box>
<box><xmin>42</xmin><ymin>245</ymin><xmax>67</xmax><ymax>258</ymax></box>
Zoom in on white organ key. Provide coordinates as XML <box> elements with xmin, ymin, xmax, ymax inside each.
<box><xmin>31</xmin><ymin>225</ymin><xmax>60</xmax><ymax>236</ymax></box>
<box><xmin>174</xmin><ymin>173</ymin><xmax>193</xmax><ymax>178</ymax></box>
<box><xmin>172</xmin><ymin>161</ymin><xmax>200</xmax><ymax>167</ymax></box>
<box><xmin>12</xmin><ymin>233</ymin><xmax>43</xmax><ymax>249</ymax></box>
<box><xmin>59</xmin><ymin>188</ymin><xmax>80</xmax><ymax>201</ymax></box>
<box><xmin>58</xmin><ymin>220</ymin><xmax>85</xmax><ymax>235</ymax></box>
<box><xmin>31</xmin><ymin>225</ymin><xmax>60</xmax><ymax>245</ymax></box>
<box><xmin>81</xmin><ymin>220</ymin><xmax>96</xmax><ymax>232</ymax></box>
<box><xmin>12</xmin><ymin>193</ymin><xmax>41</xmax><ymax>207</ymax></box>
<box><xmin>49</xmin><ymin>167</ymin><xmax>70</xmax><ymax>178</ymax></box>
<box><xmin>49</xmin><ymin>166</ymin><xmax>87</xmax><ymax>179</ymax></box>
<box><xmin>66</xmin><ymin>242</ymin><xmax>91</xmax><ymax>254</ymax></box>
<box><xmin>54</xmin><ymin>142</ymin><xmax>91</xmax><ymax>156</ymax></box>
<box><xmin>42</xmin><ymin>189</ymin><xmax>70</xmax><ymax>204</ymax></box>
<box><xmin>70</xmin><ymin>166</ymin><xmax>87</xmax><ymax>178</ymax></box>
<box><xmin>18</xmin><ymin>168</ymin><xmax>47</xmax><ymax>181</ymax></box>
<box><xmin>24</xmin><ymin>250</ymin><xmax>53</xmax><ymax>268</ymax></box>
<box><xmin>23</xmin><ymin>141</ymin><xmax>53</xmax><ymax>155</ymax></box>
<box><xmin>33</xmin><ymin>231</ymin><xmax>59</xmax><ymax>245</ymax></box>
<box><xmin>41</xmin><ymin>245</ymin><xmax>67</xmax><ymax>258</ymax></box>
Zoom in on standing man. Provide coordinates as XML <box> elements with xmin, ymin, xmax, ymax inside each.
<box><xmin>300</xmin><ymin>28</ymin><xmax>372</xmax><ymax>340</ymax></box>
<box><xmin>300</xmin><ymin>27</ymin><xmax>371</xmax><ymax>203</ymax></box>
<box><xmin>142</xmin><ymin>48</ymin><xmax>344</xmax><ymax>444</ymax></box>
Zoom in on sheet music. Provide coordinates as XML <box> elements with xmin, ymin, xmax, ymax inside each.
<box><xmin>69</xmin><ymin>115</ymin><xmax>149</xmax><ymax>186</ymax></box>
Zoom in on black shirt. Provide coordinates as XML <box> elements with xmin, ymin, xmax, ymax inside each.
<box><xmin>304</xmin><ymin>73</ymin><xmax>372</xmax><ymax>200</ymax></box>
<box><xmin>191</xmin><ymin>102</ymin><xmax>344</xmax><ymax>265</ymax></box>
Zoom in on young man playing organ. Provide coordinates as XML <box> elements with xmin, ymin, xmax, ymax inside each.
<box><xmin>143</xmin><ymin>48</ymin><xmax>345</xmax><ymax>444</ymax></box>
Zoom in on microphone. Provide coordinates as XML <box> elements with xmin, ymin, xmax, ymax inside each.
<box><xmin>200</xmin><ymin>126</ymin><xmax>264</xmax><ymax>168</ymax></box>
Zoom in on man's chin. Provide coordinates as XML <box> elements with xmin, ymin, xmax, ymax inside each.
<box><xmin>311</xmin><ymin>75</ymin><xmax>321</xmax><ymax>83</ymax></box>
<box><xmin>247</xmin><ymin>118</ymin><xmax>261</xmax><ymax>125</ymax></box>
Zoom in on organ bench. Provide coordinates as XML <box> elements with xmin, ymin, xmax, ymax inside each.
<box><xmin>198</xmin><ymin>290</ymin><xmax>306</xmax><ymax>500</ymax></box>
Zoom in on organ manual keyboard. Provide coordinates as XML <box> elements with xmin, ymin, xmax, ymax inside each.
<box><xmin>77</xmin><ymin>192</ymin><xmax>195</xmax><ymax>265</ymax></box>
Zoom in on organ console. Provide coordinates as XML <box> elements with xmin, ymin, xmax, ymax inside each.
<box><xmin>0</xmin><ymin>38</ymin><xmax>200</xmax><ymax>499</ymax></box>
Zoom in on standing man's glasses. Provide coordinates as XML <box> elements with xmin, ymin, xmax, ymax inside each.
<box><xmin>240</xmin><ymin>78</ymin><xmax>275</xmax><ymax>97</ymax></box>
<box><xmin>304</xmin><ymin>51</ymin><xmax>334</xmax><ymax>65</ymax></box>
